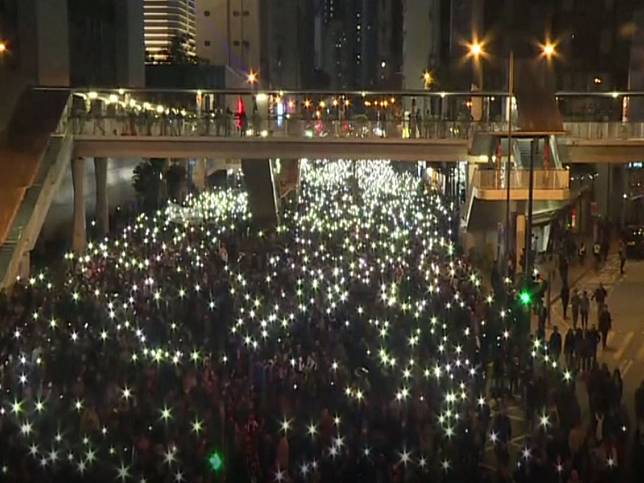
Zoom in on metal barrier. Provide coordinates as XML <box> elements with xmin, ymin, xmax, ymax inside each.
<box><xmin>473</xmin><ymin>169</ymin><xmax>570</xmax><ymax>190</ymax></box>
<box><xmin>69</xmin><ymin>114</ymin><xmax>481</xmax><ymax>141</ymax></box>
<box><xmin>563</xmin><ymin>122</ymin><xmax>644</xmax><ymax>140</ymax></box>
<box><xmin>34</xmin><ymin>88</ymin><xmax>644</xmax><ymax>142</ymax></box>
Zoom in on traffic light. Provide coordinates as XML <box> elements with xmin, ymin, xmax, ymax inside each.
<box><xmin>519</xmin><ymin>289</ymin><xmax>532</xmax><ymax>306</ymax></box>
<box><xmin>208</xmin><ymin>450</ymin><xmax>224</xmax><ymax>473</ymax></box>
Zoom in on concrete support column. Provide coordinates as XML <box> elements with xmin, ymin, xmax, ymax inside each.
<box><xmin>17</xmin><ymin>251</ymin><xmax>30</xmax><ymax>281</ymax></box>
<box><xmin>193</xmin><ymin>159</ymin><xmax>207</xmax><ymax>191</ymax></box>
<box><xmin>72</xmin><ymin>157</ymin><xmax>86</xmax><ymax>253</ymax></box>
<box><xmin>595</xmin><ymin>164</ymin><xmax>626</xmax><ymax>228</ymax></box>
<box><xmin>595</xmin><ymin>164</ymin><xmax>611</xmax><ymax>221</ymax></box>
<box><xmin>94</xmin><ymin>157</ymin><xmax>109</xmax><ymax>237</ymax></box>
<box><xmin>241</xmin><ymin>159</ymin><xmax>279</xmax><ymax>229</ymax></box>
<box><xmin>276</xmin><ymin>159</ymin><xmax>300</xmax><ymax>199</ymax></box>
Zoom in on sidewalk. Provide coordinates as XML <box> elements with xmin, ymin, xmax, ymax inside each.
<box><xmin>537</xmin><ymin>240</ymin><xmax>621</xmax><ymax>333</ymax></box>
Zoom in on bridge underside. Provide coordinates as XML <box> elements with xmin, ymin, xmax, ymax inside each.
<box><xmin>73</xmin><ymin>136</ymin><xmax>644</xmax><ymax>164</ymax></box>
<box><xmin>559</xmin><ymin>141</ymin><xmax>644</xmax><ymax>163</ymax></box>
<box><xmin>74</xmin><ymin>137</ymin><xmax>470</xmax><ymax>162</ymax></box>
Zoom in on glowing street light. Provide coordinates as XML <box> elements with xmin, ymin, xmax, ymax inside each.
<box><xmin>468</xmin><ymin>41</ymin><xmax>484</xmax><ymax>59</ymax></box>
<box><xmin>541</xmin><ymin>41</ymin><xmax>557</xmax><ymax>60</ymax></box>
<box><xmin>246</xmin><ymin>69</ymin><xmax>258</xmax><ymax>85</ymax></box>
<box><xmin>0</xmin><ymin>41</ymin><xmax>7</xmax><ymax>54</ymax></box>
<box><xmin>422</xmin><ymin>70</ymin><xmax>433</xmax><ymax>89</ymax></box>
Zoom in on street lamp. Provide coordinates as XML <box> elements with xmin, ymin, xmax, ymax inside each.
<box><xmin>246</xmin><ymin>69</ymin><xmax>258</xmax><ymax>85</ymax></box>
<box><xmin>465</xmin><ymin>39</ymin><xmax>487</xmax><ymax>122</ymax></box>
<box><xmin>463</xmin><ymin>36</ymin><xmax>559</xmax><ymax>272</ymax></box>
<box><xmin>540</xmin><ymin>41</ymin><xmax>557</xmax><ymax>61</ymax></box>
<box><xmin>468</xmin><ymin>41</ymin><xmax>483</xmax><ymax>59</ymax></box>
<box><xmin>422</xmin><ymin>70</ymin><xmax>433</xmax><ymax>89</ymax></box>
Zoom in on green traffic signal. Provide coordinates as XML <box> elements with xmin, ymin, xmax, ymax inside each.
<box><xmin>519</xmin><ymin>290</ymin><xmax>532</xmax><ymax>306</ymax></box>
<box><xmin>208</xmin><ymin>450</ymin><xmax>224</xmax><ymax>472</ymax></box>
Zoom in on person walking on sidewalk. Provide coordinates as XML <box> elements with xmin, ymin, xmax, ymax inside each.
<box><xmin>593</xmin><ymin>283</ymin><xmax>608</xmax><ymax>317</ymax></box>
<box><xmin>578</xmin><ymin>241</ymin><xmax>586</xmax><ymax>265</ymax></box>
<box><xmin>571</xmin><ymin>288</ymin><xmax>580</xmax><ymax>328</ymax></box>
<box><xmin>574</xmin><ymin>328</ymin><xmax>584</xmax><ymax>370</ymax></box>
<box><xmin>598</xmin><ymin>304</ymin><xmax>612</xmax><ymax>350</ymax></box>
<box><xmin>561</xmin><ymin>284</ymin><xmax>570</xmax><ymax>320</ymax></box>
<box><xmin>564</xmin><ymin>327</ymin><xmax>575</xmax><ymax>367</ymax></box>
<box><xmin>619</xmin><ymin>246</ymin><xmax>626</xmax><ymax>275</ymax></box>
<box><xmin>593</xmin><ymin>241</ymin><xmax>601</xmax><ymax>271</ymax></box>
<box><xmin>559</xmin><ymin>254</ymin><xmax>569</xmax><ymax>287</ymax></box>
<box><xmin>580</xmin><ymin>290</ymin><xmax>590</xmax><ymax>329</ymax></box>
<box><xmin>601</xmin><ymin>234</ymin><xmax>610</xmax><ymax>262</ymax></box>
<box><xmin>588</xmin><ymin>325</ymin><xmax>600</xmax><ymax>364</ymax></box>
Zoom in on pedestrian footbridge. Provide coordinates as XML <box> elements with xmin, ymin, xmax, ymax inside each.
<box><xmin>2</xmin><ymin>88</ymin><xmax>644</xmax><ymax>288</ymax></box>
<box><xmin>61</xmin><ymin>88</ymin><xmax>644</xmax><ymax>164</ymax></box>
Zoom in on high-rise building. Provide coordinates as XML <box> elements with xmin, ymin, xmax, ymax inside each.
<box><xmin>313</xmin><ymin>0</ymin><xmax>401</xmax><ymax>89</ymax></box>
<box><xmin>194</xmin><ymin>0</ymin><xmax>260</xmax><ymax>72</ymax></box>
<box><xmin>195</xmin><ymin>0</ymin><xmax>315</xmax><ymax>89</ymax></box>
<box><xmin>0</xmin><ymin>0</ymin><xmax>144</xmax><ymax>124</ymax></box>
<box><xmin>70</xmin><ymin>0</ymin><xmax>145</xmax><ymax>86</ymax></box>
<box><xmin>401</xmin><ymin>0</ymin><xmax>640</xmax><ymax>93</ymax></box>
<box><xmin>262</xmin><ymin>0</ymin><xmax>315</xmax><ymax>88</ymax></box>
<box><xmin>402</xmin><ymin>0</ymin><xmax>442</xmax><ymax>91</ymax></box>
<box><xmin>144</xmin><ymin>0</ymin><xmax>196</xmax><ymax>63</ymax></box>
<box><xmin>195</xmin><ymin>0</ymin><xmax>227</xmax><ymax>66</ymax></box>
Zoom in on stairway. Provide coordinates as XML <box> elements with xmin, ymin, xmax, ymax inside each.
<box><xmin>0</xmin><ymin>89</ymin><xmax>72</xmax><ymax>287</ymax></box>
<box><xmin>515</xmin><ymin>139</ymin><xmax>545</xmax><ymax>169</ymax></box>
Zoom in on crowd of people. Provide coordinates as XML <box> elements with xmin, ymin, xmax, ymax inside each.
<box><xmin>69</xmin><ymin>93</ymin><xmax>475</xmax><ymax>141</ymax></box>
<box><xmin>0</xmin><ymin>160</ymin><xmax>642</xmax><ymax>482</ymax></box>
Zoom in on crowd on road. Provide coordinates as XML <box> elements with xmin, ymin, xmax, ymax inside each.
<box><xmin>0</xmin><ymin>161</ymin><xmax>642</xmax><ymax>483</ymax></box>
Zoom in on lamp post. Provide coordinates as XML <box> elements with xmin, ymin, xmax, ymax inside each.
<box><xmin>245</xmin><ymin>69</ymin><xmax>259</xmax><ymax>134</ymax></box>
<box><xmin>524</xmin><ymin>41</ymin><xmax>557</xmax><ymax>276</ymax></box>
<box><xmin>467</xmin><ymin>41</ymin><xmax>486</xmax><ymax>121</ymax></box>
<box><xmin>505</xmin><ymin>50</ymin><xmax>514</xmax><ymax>265</ymax></box>
<box><xmin>507</xmin><ymin>41</ymin><xmax>557</xmax><ymax>268</ymax></box>
<box><xmin>525</xmin><ymin>137</ymin><xmax>536</xmax><ymax>280</ymax></box>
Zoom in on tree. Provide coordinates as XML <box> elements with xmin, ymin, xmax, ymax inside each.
<box><xmin>161</xmin><ymin>34</ymin><xmax>196</xmax><ymax>65</ymax></box>
<box><xmin>165</xmin><ymin>163</ymin><xmax>188</xmax><ymax>201</ymax></box>
<box><xmin>132</xmin><ymin>159</ymin><xmax>167</xmax><ymax>211</ymax></box>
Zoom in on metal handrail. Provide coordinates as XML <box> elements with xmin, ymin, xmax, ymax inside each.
<box><xmin>473</xmin><ymin>168</ymin><xmax>570</xmax><ymax>190</ymax></box>
<box><xmin>31</xmin><ymin>87</ymin><xmax>644</xmax><ymax>97</ymax></box>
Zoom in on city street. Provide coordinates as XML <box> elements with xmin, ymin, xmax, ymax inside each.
<box><xmin>549</xmin><ymin>255</ymin><xmax>644</xmax><ymax>425</ymax></box>
<box><xmin>600</xmin><ymin>258</ymin><xmax>644</xmax><ymax>425</ymax></box>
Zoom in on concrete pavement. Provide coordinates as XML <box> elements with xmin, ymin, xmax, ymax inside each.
<box><xmin>547</xmin><ymin>254</ymin><xmax>644</xmax><ymax>433</ymax></box>
<box><xmin>599</xmin><ymin>259</ymin><xmax>644</xmax><ymax>423</ymax></box>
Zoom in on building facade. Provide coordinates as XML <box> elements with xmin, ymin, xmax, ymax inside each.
<box><xmin>0</xmin><ymin>0</ymin><xmax>145</xmax><ymax>132</ymax></box>
<box><xmin>144</xmin><ymin>0</ymin><xmax>196</xmax><ymax>62</ymax></box>
<box><xmin>313</xmin><ymin>0</ymin><xmax>402</xmax><ymax>89</ymax></box>
<box><xmin>194</xmin><ymin>0</ymin><xmax>260</xmax><ymax>72</ymax></box>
